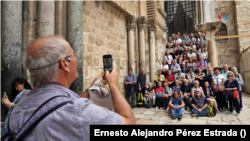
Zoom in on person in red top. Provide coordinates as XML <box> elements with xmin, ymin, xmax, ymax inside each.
<box><xmin>155</xmin><ymin>82</ymin><xmax>164</xmax><ymax>109</ymax></box>
<box><xmin>165</xmin><ymin>70</ymin><xmax>175</xmax><ymax>88</ymax></box>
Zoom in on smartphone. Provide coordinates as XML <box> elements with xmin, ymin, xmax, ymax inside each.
<box><xmin>3</xmin><ymin>92</ymin><xmax>7</xmax><ymax>99</ymax></box>
<box><xmin>103</xmin><ymin>54</ymin><xmax>113</xmax><ymax>73</ymax></box>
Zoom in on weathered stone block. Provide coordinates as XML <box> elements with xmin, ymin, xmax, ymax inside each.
<box><xmin>95</xmin><ymin>38</ymin><xmax>103</xmax><ymax>46</ymax></box>
<box><xmin>88</xmin><ymin>34</ymin><xmax>95</xmax><ymax>44</ymax></box>
<box><xmin>83</xmin><ymin>55</ymin><xmax>93</xmax><ymax>67</ymax></box>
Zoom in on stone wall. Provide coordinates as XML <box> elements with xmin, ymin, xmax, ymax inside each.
<box><xmin>239</xmin><ymin>47</ymin><xmax>250</xmax><ymax>94</ymax></box>
<box><xmin>82</xmin><ymin>1</ymin><xmax>127</xmax><ymax>94</ymax></box>
<box><xmin>235</xmin><ymin>1</ymin><xmax>250</xmax><ymax>53</ymax></box>
<box><xmin>214</xmin><ymin>1</ymin><xmax>239</xmax><ymax>68</ymax></box>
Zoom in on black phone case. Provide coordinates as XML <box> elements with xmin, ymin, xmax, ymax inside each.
<box><xmin>103</xmin><ymin>55</ymin><xmax>113</xmax><ymax>73</ymax></box>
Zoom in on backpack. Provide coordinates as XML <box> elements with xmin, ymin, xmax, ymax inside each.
<box><xmin>137</xmin><ymin>92</ymin><xmax>144</xmax><ymax>106</ymax></box>
<box><xmin>207</xmin><ymin>104</ymin><xmax>215</xmax><ymax>117</ymax></box>
<box><xmin>1</xmin><ymin>95</ymin><xmax>72</xmax><ymax>141</ymax></box>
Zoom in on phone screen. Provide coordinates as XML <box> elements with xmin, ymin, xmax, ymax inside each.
<box><xmin>103</xmin><ymin>55</ymin><xmax>113</xmax><ymax>73</ymax></box>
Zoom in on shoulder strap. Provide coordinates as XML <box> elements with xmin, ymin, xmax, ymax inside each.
<box><xmin>4</xmin><ymin>95</ymin><xmax>72</xmax><ymax>141</ymax></box>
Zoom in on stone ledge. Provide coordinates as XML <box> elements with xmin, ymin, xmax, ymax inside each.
<box><xmin>157</xmin><ymin>6</ymin><xmax>167</xmax><ymax>18</ymax></box>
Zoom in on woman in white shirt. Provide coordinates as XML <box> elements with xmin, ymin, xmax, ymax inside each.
<box><xmin>161</xmin><ymin>60</ymin><xmax>169</xmax><ymax>77</ymax></box>
<box><xmin>187</xmin><ymin>49</ymin><xmax>196</xmax><ymax>59</ymax></box>
<box><xmin>189</xmin><ymin>42</ymin><xmax>196</xmax><ymax>52</ymax></box>
<box><xmin>167</xmin><ymin>37</ymin><xmax>173</xmax><ymax>47</ymax></box>
<box><xmin>199</xmin><ymin>47</ymin><xmax>208</xmax><ymax>64</ymax></box>
<box><xmin>211</xmin><ymin>67</ymin><xmax>225</xmax><ymax>112</ymax></box>
<box><xmin>164</xmin><ymin>51</ymin><xmax>173</xmax><ymax>68</ymax></box>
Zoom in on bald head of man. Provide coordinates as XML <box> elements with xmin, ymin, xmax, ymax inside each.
<box><xmin>208</xmin><ymin>68</ymin><xmax>213</xmax><ymax>75</ymax></box>
<box><xmin>223</xmin><ymin>64</ymin><xmax>229</xmax><ymax>72</ymax></box>
<box><xmin>26</xmin><ymin>35</ymin><xmax>78</xmax><ymax>88</ymax></box>
<box><xmin>141</xmin><ymin>68</ymin><xmax>145</xmax><ymax>74</ymax></box>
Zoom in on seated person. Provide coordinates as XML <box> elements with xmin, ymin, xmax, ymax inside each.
<box><xmin>188</xmin><ymin>57</ymin><xmax>195</xmax><ymax>71</ymax></box>
<box><xmin>154</xmin><ymin>70</ymin><xmax>166</xmax><ymax>87</ymax></box>
<box><xmin>203</xmin><ymin>81</ymin><xmax>219</xmax><ymax>113</ymax></box>
<box><xmin>162</xmin><ymin>82</ymin><xmax>172</xmax><ymax>110</ymax></box>
<box><xmin>175</xmin><ymin>45</ymin><xmax>183</xmax><ymax>64</ymax></box>
<box><xmin>181</xmin><ymin>79</ymin><xmax>192</xmax><ymax>110</ymax></box>
<box><xmin>191</xmin><ymin>80</ymin><xmax>205</xmax><ymax>97</ymax></box>
<box><xmin>189</xmin><ymin>42</ymin><xmax>196</xmax><ymax>52</ymax></box>
<box><xmin>195</xmin><ymin>55</ymin><xmax>207</xmax><ymax>74</ymax></box>
<box><xmin>164</xmin><ymin>51</ymin><xmax>173</xmax><ymax>69</ymax></box>
<box><xmin>187</xmin><ymin>49</ymin><xmax>196</xmax><ymax>59</ymax></box>
<box><xmin>144</xmin><ymin>83</ymin><xmax>156</xmax><ymax>107</ymax></box>
<box><xmin>155</xmin><ymin>82</ymin><xmax>164</xmax><ymax>109</ymax></box>
<box><xmin>165</xmin><ymin>70</ymin><xmax>175</xmax><ymax>88</ymax></box>
<box><xmin>199</xmin><ymin>47</ymin><xmax>208</xmax><ymax>65</ymax></box>
<box><xmin>197</xmin><ymin>37</ymin><xmax>207</xmax><ymax>48</ymax></box>
<box><xmin>182</xmin><ymin>43</ymin><xmax>189</xmax><ymax>53</ymax></box>
<box><xmin>182</xmin><ymin>34</ymin><xmax>189</xmax><ymax>46</ymax></box>
<box><xmin>166</xmin><ymin>44</ymin><xmax>175</xmax><ymax>59</ymax></box>
<box><xmin>181</xmin><ymin>54</ymin><xmax>189</xmax><ymax>66</ymax></box>
<box><xmin>191</xmin><ymin>89</ymin><xmax>210</xmax><ymax>117</ymax></box>
<box><xmin>197</xmin><ymin>44</ymin><xmax>207</xmax><ymax>54</ymax></box>
<box><xmin>180</xmin><ymin>62</ymin><xmax>189</xmax><ymax>75</ymax></box>
<box><xmin>168</xmin><ymin>91</ymin><xmax>185</xmax><ymax>120</ymax></box>
<box><xmin>167</xmin><ymin>37</ymin><xmax>173</xmax><ymax>47</ymax></box>
<box><xmin>161</xmin><ymin>60</ymin><xmax>169</xmax><ymax>77</ymax></box>
<box><xmin>189</xmin><ymin>34</ymin><xmax>197</xmax><ymax>45</ymax></box>
<box><xmin>175</xmin><ymin>68</ymin><xmax>185</xmax><ymax>85</ymax></box>
<box><xmin>195</xmin><ymin>67</ymin><xmax>206</xmax><ymax>87</ymax></box>
<box><xmin>172</xmin><ymin>80</ymin><xmax>183</xmax><ymax>98</ymax></box>
<box><xmin>173</xmin><ymin>42</ymin><xmax>178</xmax><ymax>52</ymax></box>
<box><xmin>205</xmin><ymin>68</ymin><xmax>214</xmax><ymax>86</ymax></box>
<box><xmin>170</xmin><ymin>59</ymin><xmax>180</xmax><ymax>74</ymax></box>
<box><xmin>187</xmin><ymin>66</ymin><xmax>196</xmax><ymax>85</ymax></box>
<box><xmin>175</xmin><ymin>35</ymin><xmax>182</xmax><ymax>46</ymax></box>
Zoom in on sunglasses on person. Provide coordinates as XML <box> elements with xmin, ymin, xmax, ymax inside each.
<box><xmin>228</xmin><ymin>75</ymin><xmax>233</xmax><ymax>77</ymax></box>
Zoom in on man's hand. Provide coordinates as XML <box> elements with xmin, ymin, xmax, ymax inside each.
<box><xmin>219</xmin><ymin>87</ymin><xmax>222</xmax><ymax>91</ymax></box>
<box><xmin>181</xmin><ymin>95</ymin><xmax>184</xmax><ymax>99</ymax></box>
<box><xmin>104</xmin><ymin>68</ymin><xmax>119</xmax><ymax>86</ymax></box>
<box><xmin>172</xmin><ymin>106</ymin><xmax>176</xmax><ymax>109</ymax></box>
<box><xmin>197</xmin><ymin>109</ymin><xmax>202</xmax><ymax>112</ymax></box>
<box><xmin>210</xmin><ymin>97</ymin><xmax>214</xmax><ymax>99</ymax></box>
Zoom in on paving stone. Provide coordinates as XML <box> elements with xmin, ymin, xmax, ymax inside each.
<box><xmin>149</xmin><ymin>120</ymin><xmax>159</xmax><ymax>125</ymax></box>
<box><xmin>142</xmin><ymin>111</ymin><xmax>156</xmax><ymax>115</ymax></box>
<box><xmin>240</xmin><ymin>120</ymin><xmax>250</xmax><ymax>125</ymax></box>
<box><xmin>136</xmin><ymin>119</ymin><xmax>153</xmax><ymax>125</ymax></box>
<box><xmin>178</xmin><ymin>118</ymin><xmax>207</xmax><ymax>125</ymax></box>
<box><xmin>166</xmin><ymin>119</ymin><xmax>179</xmax><ymax>124</ymax></box>
<box><xmin>158</xmin><ymin>116</ymin><xmax>171</xmax><ymax>121</ymax></box>
<box><xmin>230</xmin><ymin>122</ymin><xmax>242</xmax><ymax>125</ymax></box>
<box><xmin>207</xmin><ymin>121</ymin><xmax>230</xmax><ymax>125</ymax></box>
<box><xmin>142</xmin><ymin>115</ymin><xmax>160</xmax><ymax>120</ymax></box>
<box><xmin>222</xmin><ymin>118</ymin><xmax>239</xmax><ymax>122</ymax></box>
<box><xmin>133</xmin><ymin>110</ymin><xmax>145</xmax><ymax>114</ymax></box>
<box><xmin>134</xmin><ymin>114</ymin><xmax>145</xmax><ymax>119</ymax></box>
<box><xmin>157</xmin><ymin>121</ymin><xmax>167</xmax><ymax>125</ymax></box>
<box><xmin>155</xmin><ymin>111</ymin><xmax>169</xmax><ymax>116</ymax></box>
<box><xmin>238</xmin><ymin>115</ymin><xmax>250</xmax><ymax>121</ymax></box>
<box><xmin>198</xmin><ymin>116</ymin><xmax>222</xmax><ymax>121</ymax></box>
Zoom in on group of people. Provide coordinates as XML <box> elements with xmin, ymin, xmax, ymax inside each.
<box><xmin>124</xmin><ymin>31</ymin><xmax>244</xmax><ymax>120</ymax></box>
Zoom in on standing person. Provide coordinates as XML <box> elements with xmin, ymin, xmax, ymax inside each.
<box><xmin>191</xmin><ymin>89</ymin><xmax>210</xmax><ymax>117</ymax></box>
<box><xmin>138</xmin><ymin>68</ymin><xmax>147</xmax><ymax>97</ymax></box>
<box><xmin>166</xmin><ymin>70</ymin><xmax>175</xmax><ymax>88</ymax></box>
<box><xmin>181</xmin><ymin>79</ymin><xmax>192</xmax><ymax>110</ymax></box>
<box><xmin>171</xmin><ymin>59</ymin><xmax>180</xmax><ymax>74</ymax></box>
<box><xmin>195</xmin><ymin>56</ymin><xmax>207</xmax><ymax>74</ymax></box>
<box><xmin>212</xmin><ymin>67</ymin><xmax>225</xmax><ymax>112</ymax></box>
<box><xmin>164</xmin><ymin>51</ymin><xmax>173</xmax><ymax>69</ymax></box>
<box><xmin>220</xmin><ymin>64</ymin><xmax>232</xmax><ymax>84</ymax></box>
<box><xmin>224</xmin><ymin>72</ymin><xmax>240</xmax><ymax>116</ymax></box>
<box><xmin>1</xmin><ymin>77</ymin><xmax>32</xmax><ymax>135</ymax></box>
<box><xmin>124</xmin><ymin>68</ymin><xmax>137</xmax><ymax>108</ymax></box>
<box><xmin>144</xmin><ymin>83</ymin><xmax>156</xmax><ymax>107</ymax></box>
<box><xmin>155</xmin><ymin>82</ymin><xmax>164</xmax><ymax>109</ymax></box>
<box><xmin>162</xmin><ymin>82</ymin><xmax>172</xmax><ymax>110</ymax></box>
<box><xmin>161</xmin><ymin>60</ymin><xmax>169</xmax><ymax>77</ymax></box>
<box><xmin>205</xmin><ymin>68</ymin><xmax>214</xmax><ymax>86</ymax></box>
<box><xmin>231</xmin><ymin>67</ymin><xmax>244</xmax><ymax>111</ymax></box>
<box><xmin>203</xmin><ymin>81</ymin><xmax>219</xmax><ymax>113</ymax></box>
<box><xmin>154</xmin><ymin>70</ymin><xmax>166</xmax><ymax>87</ymax></box>
<box><xmin>5</xmin><ymin>36</ymin><xmax>135</xmax><ymax>141</ymax></box>
<box><xmin>168</xmin><ymin>91</ymin><xmax>185</xmax><ymax>120</ymax></box>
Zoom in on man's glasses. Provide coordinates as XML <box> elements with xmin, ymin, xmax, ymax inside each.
<box><xmin>29</xmin><ymin>51</ymin><xmax>79</xmax><ymax>70</ymax></box>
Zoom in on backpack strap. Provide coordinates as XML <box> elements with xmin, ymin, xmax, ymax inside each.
<box><xmin>4</xmin><ymin>95</ymin><xmax>72</xmax><ymax>141</ymax></box>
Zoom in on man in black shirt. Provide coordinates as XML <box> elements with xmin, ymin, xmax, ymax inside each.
<box><xmin>138</xmin><ymin>68</ymin><xmax>147</xmax><ymax>97</ymax></box>
<box><xmin>180</xmin><ymin>79</ymin><xmax>192</xmax><ymax>110</ymax></box>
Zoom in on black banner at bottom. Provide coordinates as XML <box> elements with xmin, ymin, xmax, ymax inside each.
<box><xmin>90</xmin><ymin>125</ymin><xmax>249</xmax><ymax>140</ymax></box>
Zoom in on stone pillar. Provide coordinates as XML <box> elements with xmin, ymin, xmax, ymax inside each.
<box><xmin>195</xmin><ymin>1</ymin><xmax>199</xmax><ymax>24</ymax></box>
<box><xmin>126</xmin><ymin>16</ymin><xmax>136</xmax><ymax>71</ymax></box>
<box><xmin>68</xmin><ymin>1</ymin><xmax>83</xmax><ymax>95</ymax></box>
<box><xmin>137</xmin><ymin>16</ymin><xmax>147</xmax><ymax>71</ymax></box>
<box><xmin>37</xmin><ymin>1</ymin><xmax>55</xmax><ymax>37</ymax></box>
<box><xmin>22</xmin><ymin>1</ymin><xmax>37</xmax><ymax>84</ymax></box>
<box><xmin>196</xmin><ymin>21</ymin><xmax>222</xmax><ymax>68</ymax></box>
<box><xmin>1</xmin><ymin>1</ymin><xmax>22</xmax><ymax>120</ymax></box>
<box><xmin>55</xmin><ymin>1</ymin><xmax>67</xmax><ymax>38</ymax></box>
<box><xmin>200</xmin><ymin>1</ymin><xmax>204</xmax><ymax>24</ymax></box>
<box><xmin>148</xmin><ymin>19</ymin><xmax>156</xmax><ymax>83</ymax></box>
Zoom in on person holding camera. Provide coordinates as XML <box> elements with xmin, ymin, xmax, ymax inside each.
<box><xmin>124</xmin><ymin>68</ymin><xmax>137</xmax><ymax>108</ymax></box>
<box><xmin>6</xmin><ymin>35</ymin><xmax>135</xmax><ymax>141</ymax></box>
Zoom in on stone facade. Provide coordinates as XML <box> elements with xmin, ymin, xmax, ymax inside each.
<box><xmin>214</xmin><ymin>1</ymin><xmax>239</xmax><ymax>68</ymax></box>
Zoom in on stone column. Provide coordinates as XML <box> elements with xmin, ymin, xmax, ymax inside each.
<box><xmin>37</xmin><ymin>1</ymin><xmax>55</xmax><ymax>37</ymax></box>
<box><xmin>148</xmin><ymin>19</ymin><xmax>156</xmax><ymax>83</ymax></box>
<box><xmin>196</xmin><ymin>21</ymin><xmax>222</xmax><ymax>68</ymax></box>
<box><xmin>22</xmin><ymin>1</ymin><xmax>37</xmax><ymax>84</ymax></box>
<box><xmin>200</xmin><ymin>1</ymin><xmax>204</xmax><ymax>24</ymax></box>
<box><xmin>68</xmin><ymin>1</ymin><xmax>83</xmax><ymax>95</ymax></box>
<box><xmin>1</xmin><ymin>1</ymin><xmax>22</xmax><ymax>120</ymax></box>
<box><xmin>137</xmin><ymin>16</ymin><xmax>147</xmax><ymax>71</ymax></box>
<box><xmin>126</xmin><ymin>16</ymin><xmax>136</xmax><ymax>71</ymax></box>
<box><xmin>55</xmin><ymin>1</ymin><xmax>67</xmax><ymax>38</ymax></box>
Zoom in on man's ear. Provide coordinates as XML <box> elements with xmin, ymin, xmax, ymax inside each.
<box><xmin>60</xmin><ymin>59</ymin><xmax>70</xmax><ymax>73</ymax></box>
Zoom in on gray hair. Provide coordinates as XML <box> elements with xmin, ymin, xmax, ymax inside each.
<box><xmin>26</xmin><ymin>35</ymin><xmax>68</xmax><ymax>86</ymax></box>
<box><xmin>194</xmin><ymin>80</ymin><xmax>199</xmax><ymax>85</ymax></box>
<box><xmin>148</xmin><ymin>83</ymin><xmax>152</xmax><ymax>86</ymax></box>
<box><xmin>175</xmin><ymin>80</ymin><xmax>180</xmax><ymax>83</ymax></box>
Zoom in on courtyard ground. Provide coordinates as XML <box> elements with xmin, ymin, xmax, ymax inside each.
<box><xmin>132</xmin><ymin>92</ymin><xmax>250</xmax><ymax>125</ymax></box>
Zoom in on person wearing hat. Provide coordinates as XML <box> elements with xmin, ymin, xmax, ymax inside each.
<box><xmin>175</xmin><ymin>68</ymin><xmax>185</xmax><ymax>85</ymax></box>
<box><xmin>212</xmin><ymin>67</ymin><xmax>225</xmax><ymax>113</ymax></box>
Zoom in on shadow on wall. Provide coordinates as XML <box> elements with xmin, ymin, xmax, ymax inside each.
<box><xmin>239</xmin><ymin>46</ymin><xmax>250</xmax><ymax>94</ymax></box>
